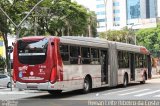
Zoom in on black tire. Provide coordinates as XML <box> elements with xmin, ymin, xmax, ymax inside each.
<box><xmin>123</xmin><ymin>74</ymin><xmax>128</xmax><ymax>87</ymax></box>
<box><xmin>82</xmin><ymin>77</ymin><xmax>91</xmax><ymax>94</ymax></box>
<box><xmin>48</xmin><ymin>90</ymin><xmax>62</xmax><ymax>95</ymax></box>
<box><xmin>140</xmin><ymin>80</ymin><xmax>145</xmax><ymax>84</ymax></box>
<box><xmin>7</xmin><ymin>82</ymin><xmax>11</xmax><ymax>88</ymax></box>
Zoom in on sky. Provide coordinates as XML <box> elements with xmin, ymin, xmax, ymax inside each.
<box><xmin>74</xmin><ymin>0</ymin><xmax>96</xmax><ymax>11</ymax></box>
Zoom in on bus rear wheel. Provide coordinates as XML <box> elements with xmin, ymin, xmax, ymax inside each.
<box><xmin>82</xmin><ymin>77</ymin><xmax>91</xmax><ymax>93</ymax></box>
<box><xmin>48</xmin><ymin>90</ymin><xmax>62</xmax><ymax>95</ymax></box>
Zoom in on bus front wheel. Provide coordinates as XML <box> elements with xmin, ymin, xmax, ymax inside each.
<box><xmin>82</xmin><ymin>77</ymin><xmax>92</xmax><ymax>93</ymax></box>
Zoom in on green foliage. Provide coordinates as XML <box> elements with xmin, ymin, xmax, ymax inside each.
<box><xmin>0</xmin><ymin>0</ymin><xmax>97</xmax><ymax>37</ymax></box>
<box><xmin>0</xmin><ymin>56</ymin><xmax>6</xmax><ymax>69</ymax></box>
<box><xmin>88</xmin><ymin>11</ymin><xmax>97</xmax><ymax>37</ymax></box>
<box><xmin>136</xmin><ymin>26</ymin><xmax>160</xmax><ymax>57</ymax></box>
<box><xmin>44</xmin><ymin>0</ymin><xmax>90</xmax><ymax>36</ymax></box>
<box><xmin>99</xmin><ymin>27</ymin><xmax>135</xmax><ymax>44</ymax></box>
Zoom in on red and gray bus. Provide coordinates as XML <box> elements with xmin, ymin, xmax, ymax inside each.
<box><xmin>13</xmin><ymin>36</ymin><xmax>151</xmax><ymax>94</ymax></box>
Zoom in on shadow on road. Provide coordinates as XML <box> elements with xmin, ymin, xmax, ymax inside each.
<box><xmin>26</xmin><ymin>82</ymin><xmax>148</xmax><ymax>99</ymax></box>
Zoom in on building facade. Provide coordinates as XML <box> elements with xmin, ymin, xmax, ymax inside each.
<box><xmin>0</xmin><ymin>37</ymin><xmax>4</xmax><ymax>57</ymax></box>
<box><xmin>96</xmin><ymin>0</ymin><xmax>157</xmax><ymax>32</ymax></box>
<box><xmin>157</xmin><ymin>0</ymin><xmax>160</xmax><ymax>22</ymax></box>
<box><xmin>0</xmin><ymin>36</ymin><xmax>15</xmax><ymax>59</ymax></box>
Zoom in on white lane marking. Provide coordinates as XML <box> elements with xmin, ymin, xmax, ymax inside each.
<box><xmin>119</xmin><ymin>89</ymin><xmax>150</xmax><ymax>96</ymax></box>
<box><xmin>0</xmin><ymin>92</ymin><xmax>26</xmax><ymax>95</ymax></box>
<box><xmin>135</xmin><ymin>90</ymin><xmax>160</xmax><ymax>97</ymax></box>
<box><xmin>153</xmin><ymin>94</ymin><xmax>160</xmax><ymax>97</ymax></box>
<box><xmin>102</xmin><ymin>88</ymin><xmax>137</xmax><ymax>95</ymax></box>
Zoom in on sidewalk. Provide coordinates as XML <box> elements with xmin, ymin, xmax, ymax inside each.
<box><xmin>0</xmin><ymin>87</ymin><xmax>44</xmax><ymax>94</ymax></box>
<box><xmin>152</xmin><ymin>74</ymin><xmax>160</xmax><ymax>79</ymax></box>
<box><xmin>0</xmin><ymin>88</ymin><xmax>47</xmax><ymax>100</ymax></box>
<box><xmin>151</xmin><ymin>67</ymin><xmax>160</xmax><ymax>79</ymax></box>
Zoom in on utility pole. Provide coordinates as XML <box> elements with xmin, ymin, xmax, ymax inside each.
<box><xmin>130</xmin><ymin>23</ymin><xmax>141</xmax><ymax>45</ymax></box>
<box><xmin>103</xmin><ymin>0</ymin><xmax>107</xmax><ymax>32</ymax></box>
<box><xmin>34</xmin><ymin>8</ymin><xmax>38</xmax><ymax>36</ymax></box>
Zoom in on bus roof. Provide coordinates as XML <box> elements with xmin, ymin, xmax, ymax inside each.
<box><xmin>17</xmin><ymin>36</ymin><xmax>149</xmax><ymax>54</ymax></box>
<box><xmin>18</xmin><ymin>36</ymin><xmax>47</xmax><ymax>41</ymax></box>
<box><xmin>60</xmin><ymin>36</ymin><xmax>109</xmax><ymax>48</ymax></box>
<box><xmin>60</xmin><ymin>36</ymin><xmax>149</xmax><ymax>54</ymax></box>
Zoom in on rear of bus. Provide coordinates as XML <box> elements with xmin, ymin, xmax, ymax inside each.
<box><xmin>13</xmin><ymin>36</ymin><xmax>63</xmax><ymax>91</ymax></box>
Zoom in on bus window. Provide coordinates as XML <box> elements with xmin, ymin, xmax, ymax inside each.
<box><xmin>81</xmin><ymin>47</ymin><xmax>91</xmax><ymax>64</ymax></box>
<box><xmin>118</xmin><ymin>51</ymin><xmax>129</xmax><ymax>68</ymax></box>
<box><xmin>70</xmin><ymin>46</ymin><xmax>80</xmax><ymax>64</ymax></box>
<box><xmin>17</xmin><ymin>38</ymin><xmax>48</xmax><ymax>65</ymax></box>
<box><xmin>144</xmin><ymin>55</ymin><xmax>147</xmax><ymax>67</ymax></box>
<box><xmin>60</xmin><ymin>45</ymin><xmax>69</xmax><ymax>62</ymax></box>
<box><xmin>91</xmin><ymin>48</ymin><xmax>100</xmax><ymax>64</ymax></box>
<box><xmin>135</xmin><ymin>54</ymin><xmax>147</xmax><ymax>68</ymax></box>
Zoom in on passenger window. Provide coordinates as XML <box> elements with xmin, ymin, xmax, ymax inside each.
<box><xmin>70</xmin><ymin>46</ymin><xmax>80</xmax><ymax>64</ymax></box>
<box><xmin>118</xmin><ymin>51</ymin><xmax>129</xmax><ymax>68</ymax></box>
<box><xmin>70</xmin><ymin>46</ymin><xmax>80</xmax><ymax>57</ymax></box>
<box><xmin>81</xmin><ymin>47</ymin><xmax>90</xmax><ymax>58</ymax></box>
<box><xmin>91</xmin><ymin>48</ymin><xmax>99</xmax><ymax>58</ymax></box>
<box><xmin>60</xmin><ymin>45</ymin><xmax>69</xmax><ymax>62</ymax></box>
<box><xmin>135</xmin><ymin>54</ymin><xmax>147</xmax><ymax>68</ymax></box>
<box><xmin>91</xmin><ymin>48</ymin><xmax>100</xmax><ymax>64</ymax></box>
<box><xmin>81</xmin><ymin>47</ymin><xmax>91</xmax><ymax>64</ymax></box>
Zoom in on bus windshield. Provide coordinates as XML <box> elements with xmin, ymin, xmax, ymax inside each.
<box><xmin>17</xmin><ymin>38</ymin><xmax>48</xmax><ymax>65</ymax></box>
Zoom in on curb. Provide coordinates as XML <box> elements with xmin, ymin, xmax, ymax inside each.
<box><xmin>151</xmin><ymin>75</ymin><xmax>160</xmax><ymax>79</ymax></box>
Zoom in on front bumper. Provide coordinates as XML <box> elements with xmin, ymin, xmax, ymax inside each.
<box><xmin>15</xmin><ymin>81</ymin><xmax>64</xmax><ymax>90</ymax></box>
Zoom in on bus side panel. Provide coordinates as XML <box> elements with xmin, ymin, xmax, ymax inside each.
<box><xmin>134</xmin><ymin>68</ymin><xmax>145</xmax><ymax>81</ymax></box>
<box><xmin>117</xmin><ymin>69</ymin><xmax>130</xmax><ymax>84</ymax></box>
<box><xmin>108</xmin><ymin>43</ymin><xmax>118</xmax><ymax>87</ymax></box>
<box><xmin>61</xmin><ymin>65</ymin><xmax>101</xmax><ymax>91</ymax></box>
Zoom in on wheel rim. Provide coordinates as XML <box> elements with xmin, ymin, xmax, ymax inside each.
<box><xmin>143</xmin><ymin>75</ymin><xmax>145</xmax><ymax>81</ymax></box>
<box><xmin>124</xmin><ymin>79</ymin><xmax>127</xmax><ymax>86</ymax></box>
<box><xmin>124</xmin><ymin>77</ymin><xmax>127</xmax><ymax>86</ymax></box>
<box><xmin>84</xmin><ymin>80</ymin><xmax>89</xmax><ymax>91</ymax></box>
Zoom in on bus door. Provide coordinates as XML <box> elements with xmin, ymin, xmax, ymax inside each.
<box><xmin>100</xmin><ymin>50</ymin><xmax>108</xmax><ymax>84</ymax></box>
<box><xmin>130</xmin><ymin>53</ymin><xmax>135</xmax><ymax>80</ymax></box>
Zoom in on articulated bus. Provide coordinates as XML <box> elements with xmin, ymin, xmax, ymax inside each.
<box><xmin>13</xmin><ymin>36</ymin><xmax>152</xmax><ymax>94</ymax></box>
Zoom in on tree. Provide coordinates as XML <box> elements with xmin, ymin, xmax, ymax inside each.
<box><xmin>0</xmin><ymin>1</ymin><xmax>10</xmax><ymax>72</ymax></box>
<box><xmin>15</xmin><ymin>0</ymin><xmax>96</xmax><ymax>37</ymax></box>
<box><xmin>99</xmin><ymin>27</ymin><xmax>135</xmax><ymax>43</ymax></box>
<box><xmin>136</xmin><ymin>25</ymin><xmax>160</xmax><ymax>57</ymax></box>
<box><xmin>0</xmin><ymin>0</ymin><xmax>31</xmax><ymax>72</ymax></box>
<box><xmin>38</xmin><ymin>0</ymin><xmax>90</xmax><ymax>36</ymax></box>
<box><xmin>87</xmin><ymin>11</ymin><xmax>97</xmax><ymax>37</ymax></box>
<box><xmin>0</xmin><ymin>56</ymin><xmax>6</xmax><ymax>71</ymax></box>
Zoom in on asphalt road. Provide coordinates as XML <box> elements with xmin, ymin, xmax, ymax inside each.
<box><xmin>1</xmin><ymin>79</ymin><xmax>160</xmax><ymax>106</ymax></box>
